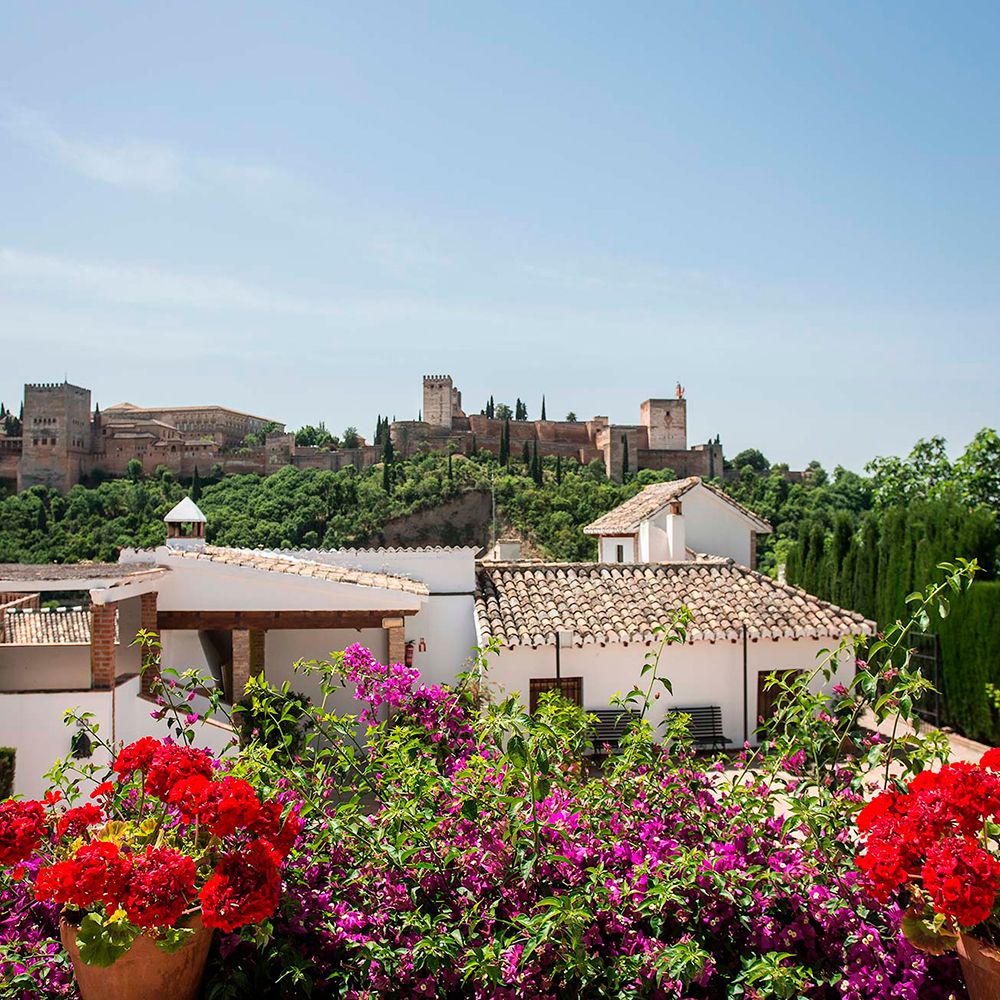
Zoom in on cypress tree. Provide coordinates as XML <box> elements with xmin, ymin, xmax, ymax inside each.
<box><xmin>541</xmin><ymin>396</ymin><xmax>547</xmax><ymax>421</ymax></box>
<box><xmin>382</xmin><ymin>436</ymin><xmax>395</xmax><ymax>493</ymax></box>
<box><xmin>532</xmin><ymin>440</ymin><xmax>542</xmax><ymax>485</ymax></box>
<box><xmin>522</xmin><ymin>440</ymin><xmax>531</xmax><ymax>466</ymax></box>
<box><xmin>191</xmin><ymin>467</ymin><xmax>202</xmax><ymax>502</ymax></box>
<box><xmin>487</xmin><ymin>396</ymin><xmax>495</xmax><ymax>419</ymax></box>
<box><xmin>621</xmin><ymin>435</ymin><xmax>629</xmax><ymax>483</ymax></box>
<box><xmin>555</xmin><ymin>454</ymin><xmax>562</xmax><ymax>485</ymax></box>
<box><xmin>471</xmin><ymin>434</ymin><xmax>477</xmax><ymax>455</ymax></box>
<box><xmin>499</xmin><ymin>419</ymin><xmax>510</xmax><ymax>465</ymax></box>
<box><xmin>374</xmin><ymin>414</ymin><xmax>382</xmax><ymax>443</ymax></box>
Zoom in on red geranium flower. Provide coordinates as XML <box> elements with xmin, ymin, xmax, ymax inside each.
<box><xmin>123</xmin><ymin>847</ymin><xmax>196</xmax><ymax>929</ymax></box>
<box><xmin>197</xmin><ymin>777</ymin><xmax>261</xmax><ymax>838</ymax></box>
<box><xmin>56</xmin><ymin>803</ymin><xmax>104</xmax><ymax>841</ymax></box>
<box><xmin>167</xmin><ymin>775</ymin><xmax>213</xmax><ymax>824</ymax></box>
<box><xmin>36</xmin><ymin>841</ymin><xmax>132</xmax><ymax>912</ymax></box>
<box><xmin>113</xmin><ymin>736</ymin><xmax>161</xmax><ymax>779</ymax></box>
<box><xmin>0</xmin><ymin>799</ymin><xmax>46</xmax><ymax>865</ymax></box>
<box><xmin>922</xmin><ymin>836</ymin><xmax>1000</xmax><ymax>928</ymax></box>
<box><xmin>980</xmin><ymin>748</ymin><xmax>1000</xmax><ymax>771</ymax></box>
<box><xmin>145</xmin><ymin>745</ymin><xmax>214</xmax><ymax>800</ymax></box>
<box><xmin>249</xmin><ymin>801</ymin><xmax>302</xmax><ymax>858</ymax></box>
<box><xmin>200</xmin><ymin>839</ymin><xmax>281</xmax><ymax>932</ymax></box>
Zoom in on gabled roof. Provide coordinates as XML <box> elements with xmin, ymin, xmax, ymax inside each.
<box><xmin>474</xmin><ymin>560</ymin><xmax>873</xmax><ymax>647</ymax></box>
<box><xmin>583</xmin><ymin>477</ymin><xmax>772</xmax><ymax>535</ymax></box>
<box><xmin>164</xmin><ymin>497</ymin><xmax>207</xmax><ymax>523</ymax></box>
<box><xmin>165</xmin><ymin>546</ymin><xmax>429</xmax><ymax>597</ymax></box>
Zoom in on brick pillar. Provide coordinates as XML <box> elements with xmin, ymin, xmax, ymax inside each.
<box><xmin>90</xmin><ymin>603</ymin><xmax>118</xmax><ymax>690</ymax></box>
<box><xmin>231</xmin><ymin>628</ymin><xmax>265</xmax><ymax>703</ymax></box>
<box><xmin>384</xmin><ymin>617</ymin><xmax>406</xmax><ymax>665</ymax></box>
<box><xmin>139</xmin><ymin>592</ymin><xmax>159</xmax><ymax>696</ymax></box>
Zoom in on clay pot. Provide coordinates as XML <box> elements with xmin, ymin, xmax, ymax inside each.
<box><xmin>959</xmin><ymin>934</ymin><xmax>1000</xmax><ymax>1000</ymax></box>
<box><xmin>60</xmin><ymin>911</ymin><xmax>214</xmax><ymax>1000</ymax></box>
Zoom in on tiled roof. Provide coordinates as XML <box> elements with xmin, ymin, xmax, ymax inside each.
<box><xmin>0</xmin><ymin>563</ymin><xmax>158</xmax><ymax>583</ymax></box>
<box><xmin>583</xmin><ymin>478</ymin><xmax>771</xmax><ymax>535</ymax></box>
<box><xmin>167</xmin><ymin>546</ymin><xmax>429</xmax><ymax>597</ymax></box>
<box><xmin>1</xmin><ymin>607</ymin><xmax>111</xmax><ymax>645</ymax></box>
<box><xmin>475</xmin><ymin>561</ymin><xmax>874</xmax><ymax>647</ymax></box>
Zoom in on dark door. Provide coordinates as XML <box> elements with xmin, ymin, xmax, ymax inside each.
<box><xmin>756</xmin><ymin>669</ymin><xmax>805</xmax><ymax>727</ymax></box>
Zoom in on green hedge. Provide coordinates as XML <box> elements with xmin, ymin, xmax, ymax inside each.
<box><xmin>938</xmin><ymin>581</ymin><xmax>1000</xmax><ymax>744</ymax></box>
<box><xmin>0</xmin><ymin>747</ymin><xmax>14</xmax><ymax>799</ymax></box>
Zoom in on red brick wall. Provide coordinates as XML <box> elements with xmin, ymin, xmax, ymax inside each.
<box><xmin>90</xmin><ymin>604</ymin><xmax>118</xmax><ymax>689</ymax></box>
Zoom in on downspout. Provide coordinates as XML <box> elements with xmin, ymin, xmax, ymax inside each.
<box><xmin>742</xmin><ymin>623</ymin><xmax>748</xmax><ymax>746</ymax></box>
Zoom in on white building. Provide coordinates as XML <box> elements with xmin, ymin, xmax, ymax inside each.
<box><xmin>0</xmin><ymin>487</ymin><xmax>872</xmax><ymax>796</ymax></box>
<box><xmin>584</xmin><ymin>476</ymin><xmax>772</xmax><ymax>568</ymax></box>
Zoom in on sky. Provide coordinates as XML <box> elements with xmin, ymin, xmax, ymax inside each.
<box><xmin>0</xmin><ymin>2</ymin><xmax>997</xmax><ymax>471</ymax></box>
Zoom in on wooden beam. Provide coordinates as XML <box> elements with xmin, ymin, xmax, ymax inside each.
<box><xmin>157</xmin><ymin>609</ymin><xmax>417</xmax><ymax>631</ymax></box>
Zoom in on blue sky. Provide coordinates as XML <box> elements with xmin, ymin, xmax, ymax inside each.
<box><xmin>1</xmin><ymin>2</ymin><xmax>997</xmax><ymax>470</ymax></box>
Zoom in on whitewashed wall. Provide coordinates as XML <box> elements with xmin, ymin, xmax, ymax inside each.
<box><xmin>484</xmin><ymin>636</ymin><xmax>853</xmax><ymax>746</ymax></box>
<box><xmin>0</xmin><ymin>645</ymin><xmax>91</xmax><ymax>691</ymax></box>
<box><xmin>676</xmin><ymin>486</ymin><xmax>755</xmax><ymax>566</ymax></box>
<box><xmin>1</xmin><ymin>677</ymin><xmax>234</xmax><ymax>799</ymax></box>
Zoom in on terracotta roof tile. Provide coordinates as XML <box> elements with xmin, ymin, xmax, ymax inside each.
<box><xmin>475</xmin><ymin>560</ymin><xmax>873</xmax><ymax>647</ymax></box>
<box><xmin>167</xmin><ymin>546</ymin><xmax>429</xmax><ymax>597</ymax></box>
<box><xmin>1</xmin><ymin>607</ymin><xmax>113</xmax><ymax>645</ymax></box>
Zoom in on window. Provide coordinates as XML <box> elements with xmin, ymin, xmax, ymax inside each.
<box><xmin>616</xmin><ymin>544</ymin><xmax>624</xmax><ymax>563</ymax></box>
<box><xmin>529</xmin><ymin>677</ymin><xmax>583</xmax><ymax>713</ymax></box>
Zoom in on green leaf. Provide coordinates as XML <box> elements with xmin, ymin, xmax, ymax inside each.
<box><xmin>75</xmin><ymin>912</ymin><xmax>138</xmax><ymax>968</ymax></box>
<box><xmin>900</xmin><ymin>910</ymin><xmax>958</xmax><ymax>955</ymax></box>
<box><xmin>155</xmin><ymin>925</ymin><xmax>196</xmax><ymax>954</ymax></box>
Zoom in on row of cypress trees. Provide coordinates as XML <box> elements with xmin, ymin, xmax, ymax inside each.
<box><xmin>785</xmin><ymin>498</ymin><xmax>1000</xmax><ymax>740</ymax></box>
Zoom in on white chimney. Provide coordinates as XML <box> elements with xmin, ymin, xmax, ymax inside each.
<box><xmin>490</xmin><ymin>538</ymin><xmax>522</xmax><ymax>561</ymax></box>
<box><xmin>164</xmin><ymin>496</ymin><xmax>208</xmax><ymax>551</ymax></box>
<box><xmin>665</xmin><ymin>500</ymin><xmax>686</xmax><ymax>561</ymax></box>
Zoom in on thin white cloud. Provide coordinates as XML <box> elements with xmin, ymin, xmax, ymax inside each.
<box><xmin>2</xmin><ymin>106</ymin><xmax>288</xmax><ymax>195</ymax></box>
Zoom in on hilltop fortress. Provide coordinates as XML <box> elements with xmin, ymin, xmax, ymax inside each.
<box><xmin>0</xmin><ymin>382</ymin><xmax>375</xmax><ymax>493</ymax></box>
<box><xmin>390</xmin><ymin>375</ymin><xmax>723</xmax><ymax>483</ymax></box>
<box><xmin>0</xmin><ymin>376</ymin><xmax>722</xmax><ymax>492</ymax></box>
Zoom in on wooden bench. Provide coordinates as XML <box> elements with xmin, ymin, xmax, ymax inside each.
<box><xmin>588</xmin><ymin>708</ymin><xmax>640</xmax><ymax>755</ymax></box>
<box><xmin>666</xmin><ymin>706</ymin><xmax>731</xmax><ymax>751</ymax></box>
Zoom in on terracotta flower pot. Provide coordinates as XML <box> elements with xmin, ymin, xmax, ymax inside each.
<box><xmin>60</xmin><ymin>911</ymin><xmax>214</xmax><ymax>1000</ymax></box>
<box><xmin>959</xmin><ymin>933</ymin><xmax>1000</xmax><ymax>1000</ymax></box>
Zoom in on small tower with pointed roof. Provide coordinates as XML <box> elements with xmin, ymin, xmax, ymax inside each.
<box><xmin>164</xmin><ymin>497</ymin><xmax>207</xmax><ymax>551</ymax></box>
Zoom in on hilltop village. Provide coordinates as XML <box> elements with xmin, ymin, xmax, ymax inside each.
<box><xmin>0</xmin><ymin>375</ymin><xmax>723</xmax><ymax>492</ymax></box>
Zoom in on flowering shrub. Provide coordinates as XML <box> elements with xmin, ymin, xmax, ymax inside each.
<box><xmin>0</xmin><ymin>561</ymin><xmax>982</xmax><ymax>997</ymax></box>
<box><xmin>856</xmin><ymin>750</ymin><xmax>1000</xmax><ymax>951</ymax></box>
<box><xmin>0</xmin><ymin>729</ymin><xmax>301</xmax><ymax>972</ymax></box>
<box><xmin>203</xmin><ymin>565</ymin><xmax>980</xmax><ymax>999</ymax></box>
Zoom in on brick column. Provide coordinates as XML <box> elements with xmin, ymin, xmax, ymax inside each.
<box><xmin>139</xmin><ymin>592</ymin><xmax>159</xmax><ymax>696</ymax></box>
<box><xmin>383</xmin><ymin>617</ymin><xmax>406</xmax><ymax>665</ymax></box>
<box><xmin>90</xmin><ymin>603</ymin><xmax>118</xmax><ymax>689</ymax></box>
<box><xmin>231</xmin><ymin>628</ymin><xmax>265</xmax><ymax>703</ymax></box>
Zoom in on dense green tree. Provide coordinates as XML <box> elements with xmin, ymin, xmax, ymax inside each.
<box><xmin>342</xmin><ymin>427</ymin><xmax>361</xmax><ymax>450</ymax></box>
<box><xmin>495</xmin><ymin>403</ymin><xmax>513</xmax><ymax>421</ymax></box>
<box><xmin>565</xmin><ymin>412</ymin><xmax>577</xmax><ymax>422</ymax></box>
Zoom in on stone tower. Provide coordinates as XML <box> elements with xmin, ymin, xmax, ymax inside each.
<box><xmin>639</xmin><ymin>398</ymin><xmax>687</xmax><ymax>451</ymax></box>
<box><xmin>18</xmin><ymin>382</ymin><xmax>94</xmax><ymax>492</ymax></box>
<box><xmin>423</xmin><ymin>375</ymin><xmax>460</xmax><ymax>430</ymax></box>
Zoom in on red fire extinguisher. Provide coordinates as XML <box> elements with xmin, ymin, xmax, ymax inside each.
<box><xmin>404</xmin><ymin>640</ymin><xmax>415</xmax><ymax>667</ymax></box>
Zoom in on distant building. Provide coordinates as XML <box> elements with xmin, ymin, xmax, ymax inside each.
<box><xmin>390</xmin><ymin>375</ymin><xmax>723</xmax><ymax>483</ymax></box>
<box><xmin>0</xmin><ymin>381</ymin><xmax>376</xmax><ymax>493</ymax></box>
